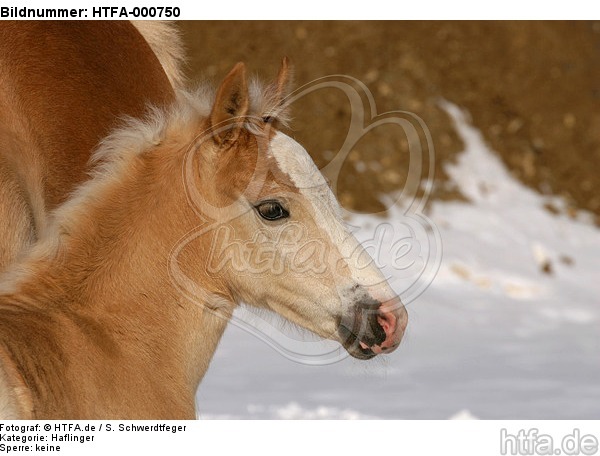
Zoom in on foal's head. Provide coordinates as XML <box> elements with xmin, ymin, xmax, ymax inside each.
<box><xmin>187</xmin><ymin>60</ymin><xmax>407</xmax><ymax>360</ymax></box>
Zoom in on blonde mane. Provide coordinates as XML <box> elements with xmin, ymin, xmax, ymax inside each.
<box><xmin>131</xmin><ymin>21</ymin><xmax>186</xmax><ymax>90</ymax></box>
<box><xmin>91</xmin><ymin>74</ymin><xmax>290</xmax><ymax>163</ymax></box>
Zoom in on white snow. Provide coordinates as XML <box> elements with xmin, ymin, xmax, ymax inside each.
<box><xmin>448</xmin><ymin>409</ymin><xmax>478</xmax><ymax>420</ymax></box>
<box><xmin>200</xmin><ymin>402</ymin><xmax>380</xmax><ymax>420</ymax></box>
<box><xmin>195</xmin><ymin>102</ymin><xmax>600</xmax><ymax>419</ymax></box>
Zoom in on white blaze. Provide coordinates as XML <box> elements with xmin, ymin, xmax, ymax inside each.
<box><xmin>268</xmin><ymin>132</ymin><xmax>389</xmax><ymax>291</ymax></box>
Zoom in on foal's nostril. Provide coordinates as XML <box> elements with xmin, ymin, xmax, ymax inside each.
<box><xmin>375</xmin><ymin>297</ymin><xmax>407</xmax><ymax>352</ymax></box>
<box><xmin>377</xmin><ymin>311</ymin><xmax>396</xmax><ymax>335</ymax></box>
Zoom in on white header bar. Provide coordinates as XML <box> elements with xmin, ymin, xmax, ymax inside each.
<box><xmin>0</xmin><ymin>0</ymin><xmax>598</xmax><ymax>19</ymax></box>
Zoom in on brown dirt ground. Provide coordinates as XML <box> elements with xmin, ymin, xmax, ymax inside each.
<box><xmin>178</xmin><ymin>21</ymin><xmax>600</xmax><ymax>221</ymax></box>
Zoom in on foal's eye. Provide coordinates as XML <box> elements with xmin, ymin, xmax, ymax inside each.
<box><xmin>255</xmin><ymin>201</ymin><xmax>289</xmax><ymax>221</ymax></box>
<box><xmin>262</xmin><ymin>116</ymin><xmax>273</xmax><ymax>124</ymax></box>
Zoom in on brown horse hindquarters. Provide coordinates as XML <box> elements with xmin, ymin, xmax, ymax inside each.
<box><xmin>0</xmin><ymin>21</ymin><xmax>175</xmax><ymax>271</ymax></box>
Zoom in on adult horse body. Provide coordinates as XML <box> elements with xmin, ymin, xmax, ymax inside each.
<box><xmin>0</xmin><ymin>23</ymin><xmax>407</xmax><ymax>419</ymax></box>
<box><xmin>0</xmin><ymin>21</ymin><xmax>182</xmax><ymax>272</ymax></box>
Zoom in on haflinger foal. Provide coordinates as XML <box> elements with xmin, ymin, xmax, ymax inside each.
<box><xmin>0</xmin><ymin>60</ymin><xmax>408</xmax><ymax>419</ymax></box>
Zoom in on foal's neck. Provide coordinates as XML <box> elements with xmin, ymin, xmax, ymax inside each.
<box><xmin>0</xmin><ymin>140</ymin><xmax>230</xmax><ymax>418</ymax></box>
<box><xmin>11</xmin><ymin>147</ymin><xmax>189</xmax><ymax>308</ymax></box>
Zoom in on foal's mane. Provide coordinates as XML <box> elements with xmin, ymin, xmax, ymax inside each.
<box><xmin>90</xmin><ymin>77</ymin><xmax>290</xmax><ymax>171</ymax></box>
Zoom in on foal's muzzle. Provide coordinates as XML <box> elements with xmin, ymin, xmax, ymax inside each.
<box><xmin>339</xmin><ymin>295</ymin><xmax>408</xmax><ymax>360</ymax></box>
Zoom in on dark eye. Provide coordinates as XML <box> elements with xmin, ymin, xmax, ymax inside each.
<box><xmin>262</xmin><ymin>116</ymin><xmax>273</xmax><ymax>124</ymax></box>
<box><xmin>255</xmin><ymin>200</ymin><xmax>289</xmax><ymax>221</ymax></box>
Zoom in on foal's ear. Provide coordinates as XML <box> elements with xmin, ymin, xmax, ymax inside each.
<box><xmin>274</xmin><ymin>56</ymin><xmax>293</xmax><ymax>103</ymax></box>
<box><xmin>210</xmin><ymin>62</ymin><xmax>249</xmax><ymax>145</ymax></box>
<box><xmin>264</xmin><ymin>57</ymin><xmax>294</xmax><ymax>123</ymax></box>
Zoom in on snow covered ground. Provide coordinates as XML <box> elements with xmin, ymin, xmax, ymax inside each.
<box><xmin>196</xmin><ymin>103</ymin><xmax>600</xmax><ymax>419</ymax></box>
